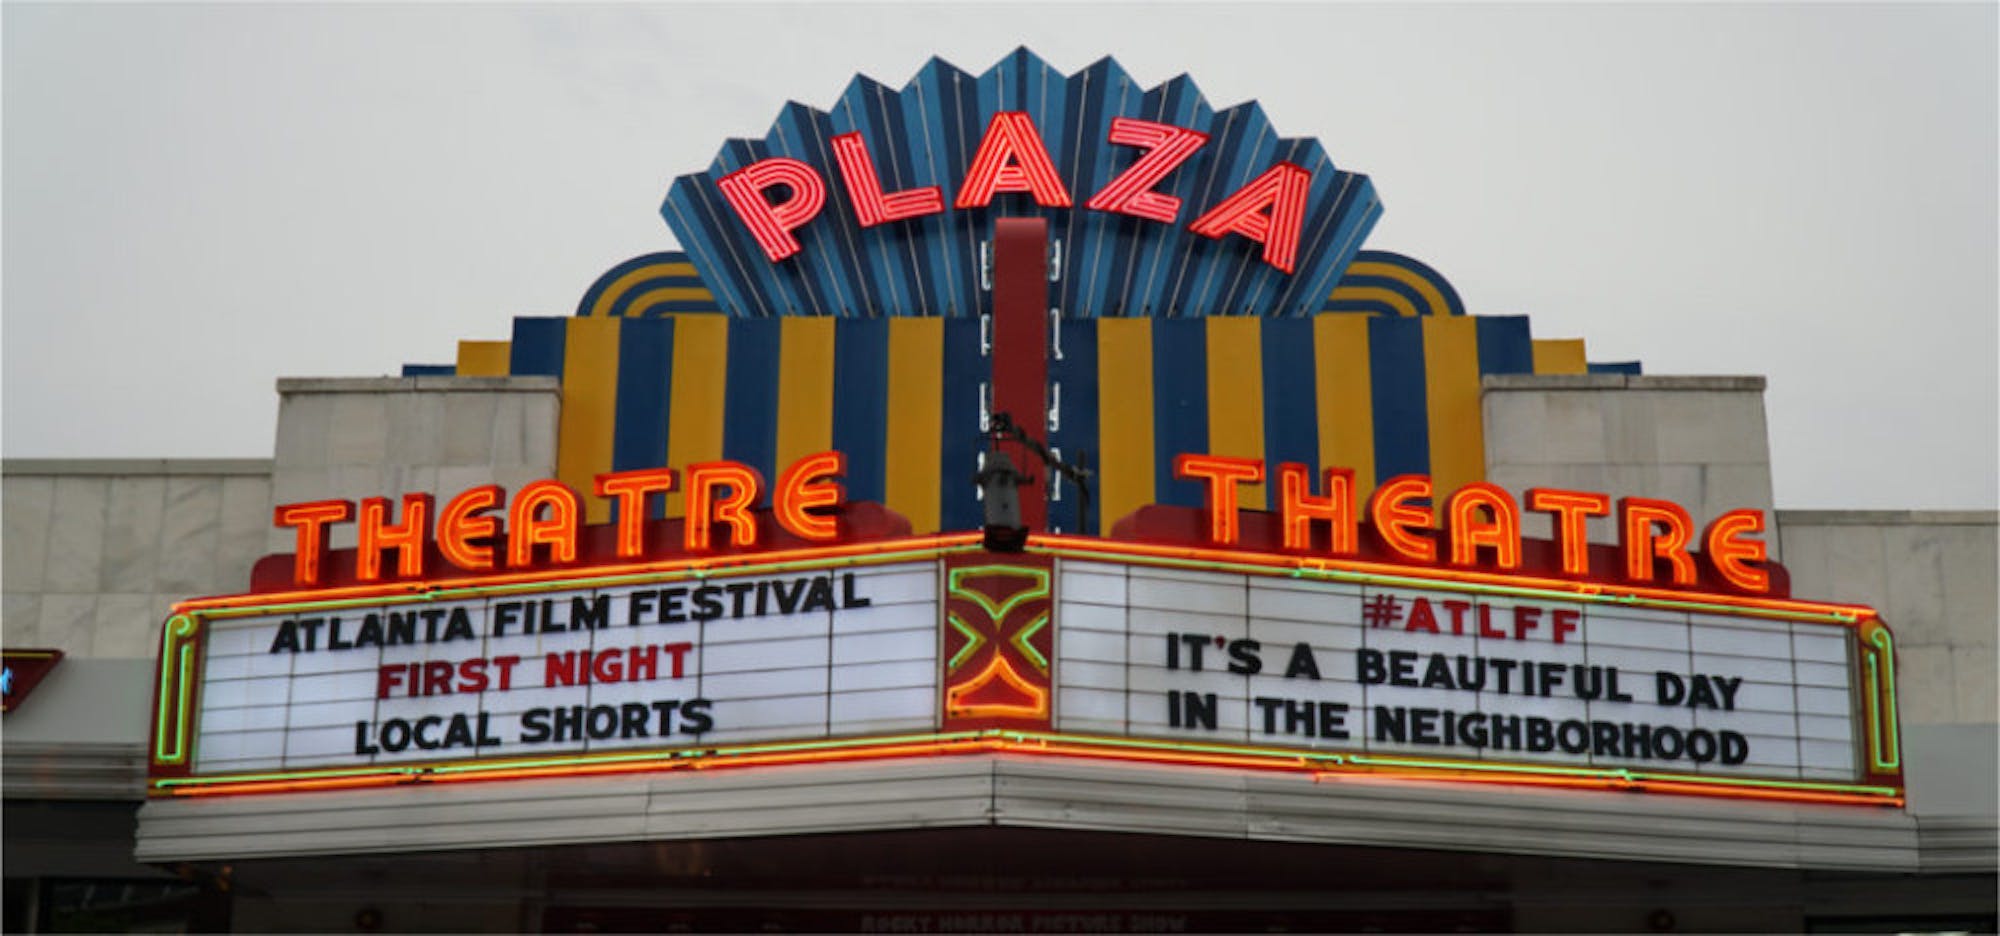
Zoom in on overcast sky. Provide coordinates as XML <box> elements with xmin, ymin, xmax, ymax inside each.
<box><xmin>4</xmin><ymin>2</ymin><xmax>1994</xmax><ymax>509</ymax></box>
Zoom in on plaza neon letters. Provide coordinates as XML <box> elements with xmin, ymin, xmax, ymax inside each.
<box><xmin>718</xmin><ymin>112</ymin><xmax>1309</xmax><ymax>273</ymax></box>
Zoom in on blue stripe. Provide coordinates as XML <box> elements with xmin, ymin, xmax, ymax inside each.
<box><xmin>1324</xmin><ymin>299</ymin><xmax>1408</xmax><ymax>316</ymax></box>
<box><xmin>1049</xmin><ymin>318</ymin><xmax>1099</xmax><ymax>534</ymax></box>
<box><xmin>658</xmin><ymin>182</ymin><xmax>750</xmax><ymax>318</ymax></box>
<box><xmin>1305</xmin><ymin>178</ymin><xmax>1382</xmax><ymax>317</ymax></box>
<box><xmin>1367</xmin><ymin>316</ymin><xmax>1430</xmax><ymax>483</ymax></box>
<box><xmin>1332</xmin><ymin>274</ymin><xmax>1429</xmax><ymax>313</ymax></box>
<box><xmin>834</xmin><ymin>78</ymin><xmax>907</xmax><ymax>317</ymax></box>
<box><xmin>1058</xmin><ymin>57</ymin><xmax>1132</xmax><ymax>320</ymax></box>
<box><xmin>831</xmin><ymin>319</ymin><xmax>890</xmax><ymax>504</ymax></box>
<box><xmin>1352</xmin><ymin>250</ymin><xmax>1466</xmax><ymax>317</ymax></box>
<box><xmin>1151</xmin><ymin>319</ymin><xmax>1209</xmax><ymax>508</ymax></box>
<box><xmin>612</xmin><ymin>316</ymin><xmax>675</xmax><ymax>468</ymax></box>
<box><xmin>906</xmin><ymin>57</ymin><xmax>983</xmax><ymax>320</ymax></box>
<box><xmin>509</xmin><ymin>317</ymin><xmax>567</xmax><ymax>376</ymax></box>
<box><xmin>1191</xmin><ymin>107</ymin><xmax>1281</xmax><ymax>317</ymax></box>
<box><xmin>721</xmin><ymin>318</ymin><xmax>781</xmax><ymax>496</ymax></box>
<box><xmin>1260</xmin><ymin>317</ymin><xmax>1319</xmax><ymax>476</ymax></box>
<box><xmin>401</xmin><ymin>364</ymin><xmax>454</xmax><ymax>377</ymax></box>
<box><xmin>1475</xmin><ymin>315</ymin><xmax>1535</xmax><ymax>375</ymax></box>
<box><xmin>938</xmin><ymin>318</ymin><xmax>988</xmax><ymax>531</ymax></box>
<box><xmin>1589</xmin><ymin>361</ymin><xmax>1644</xmax><ymax>375</ymax></box>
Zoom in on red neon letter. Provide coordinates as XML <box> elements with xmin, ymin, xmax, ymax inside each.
<box><xmin>715</xmin><ymin>157</ymin><xmax>828</xmax><ymax>262</ymax></box>
<box><xmin>1446</xmin><ymin>483</ymin><xmax>1522</xmax><ymax>570</ymax></box>
<box><xmin>1085</xmin><ymin>118</ymin><xmax>1209</xmax><ymax>223</ymax></box>
<box><xmin>1174</xmin><ymin>454</ymin><xmax>1264</xmax><ymax>545</ymax></box>
<box><xmin>1368</xmin><ymin>475</ymin><xmax>1437</xmax><ymax>563</ymax></box>
<box><xmin>508</xmin><ymin>481</ymin><xmax>581</xmax><ymax>568</ymax></box>
<box><xmin>954</xmin><ymin>112</ymin><xmax>1071</xmax><ymax>209</ymax></box>
<box><xmin>1277</xmin><ymin>463</ymin><xmax>1357</xmax><ymax>554</ymax></box>
<box><xmin>438</xmin><ymin>485</ymin><xmax>502</xmax><ymax>572</ymax></box>
<box><xmin>685</xmin><ymin>461</ymin><xmax>762</xmax><ymax>550</ymax></box>
<box><xmin>1620</xmin><ymin>497</ymin><xmax>1696</xmax><ymax>585</ymax></box>
<box><xmin>831</xmin><ymin>132</ymin><xmax>944</xmax><ymax>227</ymax></box>
<box><xmin>274</xmin><ymin>499</ymin><xmax>353</xmax><ymax>586</ymax></box>
<box><xmin>1527</xmin><ymin>488</ymin><xmax>1611</xmax><ymax>577</ymax></box>
<box><xmin>1703</xmin><ymin>509</ymin><xmax>1771</xmax><ymax>593</ymax></box>
<box><xmin>595</xmin><ymin>469</ymin><xmax>677</xmax><ymax>559</ymax></box>
<box><xmin>1186</xmin><ymin>161</ymin><xmax>1310</xmax><ymax>274</ymax></box>
<box><xmin>357</xmin><ymin>493</ymin><xmax>432</xmax><ymax>581</ymax></box>
<box><xmin>775</xmin><ymin>451</ymin><xmax>846</xmax><ymax>542</ymax></box>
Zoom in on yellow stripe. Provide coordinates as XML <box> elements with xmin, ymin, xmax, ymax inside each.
<box><xmin>1327</xmin><ymin>284</ymin><xmax>1422</xmax><ymax>318</ymax></box>
<box><xmin>1345</xmin><ymin>260</ymin><xmax>1453</xmax><ymax>317</ymax></box>
<box><xmin>455</xmin><ymin>340</ymin><xmax>510</xmax><ymax>377</ymax></box>
<box><xmin>557</xmin><ymin>317</ymin><xmax>622</xmax><ymax>524</ymax></box>
<box><xmin>1204</xmin><ymin>317</ymin><xmax>1267</xmax><ymax>509</ymax></box>
<box><xmin>1532</xmin><ymin>338</ymin><xmax>1589</xmax><ymax>375</ymax></box>
<box><xmin>589</xmin><ymin>263</ymin><xmax>703</xmax><ymax>317</ymax></box>
<box><xmin>884</xmin><ymin>319</ymin><xmax>943</xmax><ymax>533</ymax></box>
<box><xmin>1312</xmin><ymin>314</ymin><xmax>1375</xmax><ymax>496</ymax></box>
<box><xmin>663</xmin><ymin>314</ymin><xmax>729</xmax><ymax>518</ymax></box>
<box><xmin>1421</xmin><ymin>316</ymin><xmax>1485</xmax><ymax>497</ymax></box>
<box><xmin>626</xmin><ymin>286</ymin><xmax>718</xmax><ymax>318</ymax></box>
<box><xmin>775</xmin><ymin>318</ymin><xmax>835</xmax><ymax>468</ymax></box>
<box><xmin>1097</xmin><ymin>318</ymin><xmax>1155</xmax><ymax>534</ymax></box>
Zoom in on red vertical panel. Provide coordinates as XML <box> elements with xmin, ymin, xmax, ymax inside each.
<box><xmin>991</xmin><ymin>217</ymin><xmax>1050</xmax><ymax>530</ymax></box>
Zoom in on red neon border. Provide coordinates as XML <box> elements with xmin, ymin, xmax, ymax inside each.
<box><xmin>152</xmin><ymin>535</ymin><xmax>1900</xmax><ymax>804</ymax></box>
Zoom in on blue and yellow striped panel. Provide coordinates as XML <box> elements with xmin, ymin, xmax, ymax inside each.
<box><xmin>1081</xmin><ymin>312</ymin><xmax>1539</xmax><ymax>532</ymax></box>
<box><xmin>457</xmin><ymin>307</ymin><xmax>1554</xmax><ymax>535</ymax></box>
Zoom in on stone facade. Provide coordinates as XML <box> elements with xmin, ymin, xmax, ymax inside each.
<box><xmin>1482</xmin><ymin>374</ymin><xmax>1776</xmax><ymax>551</ymax></box>
<box><xmin>1</xmin><ymin>460</ymin><xmax>272</xmax><ymax>658</ymax></box>
<box><xmin>268</xmin><ymin>376</ymin><xmax>560</xmax><ymax>552</ymax></box>
<box><xmin>1779</xmin><ymin>510</ymin><xmax>1999</xmax><ymax>817</ymax></box>
<box><xmin>1</xmin><ymin>376</ymin><xmax>560</xmax><ymax>662</ymax></box>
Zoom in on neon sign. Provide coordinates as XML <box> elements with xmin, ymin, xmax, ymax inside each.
<box><xmin>267</xmin><ymin>450</ymin><xmax>869</xmax><ymax>589</ymax></box>
<box><xmin>262</xmin><ymin>448</ymin><xmax>1778</xmax><ymax>598</ymax></box>
<box><xmin>719</xmin><ymin>112</ymin><xmax>1313</xmax><ymax>274</ymax></box>
<box><xmin>150</xmin><ymin>534</ymin><xmax>1900</xmax><ymax>805</ymax></box>
<box><xmin>1167</xmin><ymin>453</ymin><xmax>1778</xmax><ymax>595</ymax></box>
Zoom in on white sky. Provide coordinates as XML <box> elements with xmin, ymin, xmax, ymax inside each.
<box><xmin>4</xmin><ymin>2</ymin><xmax>1995</xmax><ymax>509</ymax></box>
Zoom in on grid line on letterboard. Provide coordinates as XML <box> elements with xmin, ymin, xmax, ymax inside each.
<box><xmin>1790</xmin><ymin>624</ymin><xmax>1805</xmax><ymax>779</ymax></box>
<box><xmin>824</xmin><ymin>593</ymin><xmax>834</xmax><ymax>739</ymax></box>
<box><xmin>1048</xmin><ymin>558</ymin><xmax>1061</xmax><ymax>725</ymax></box>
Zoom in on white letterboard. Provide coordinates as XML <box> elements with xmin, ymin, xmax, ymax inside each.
<box><xmin>193</xmin><ymin>562</ymin><xmax>939</xmax><ymax>773</ymax></box>
<box><xmin>1053</xmin><ymin>561</ymin><xmax>1860</xmax><ymax>781</ymax></box>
